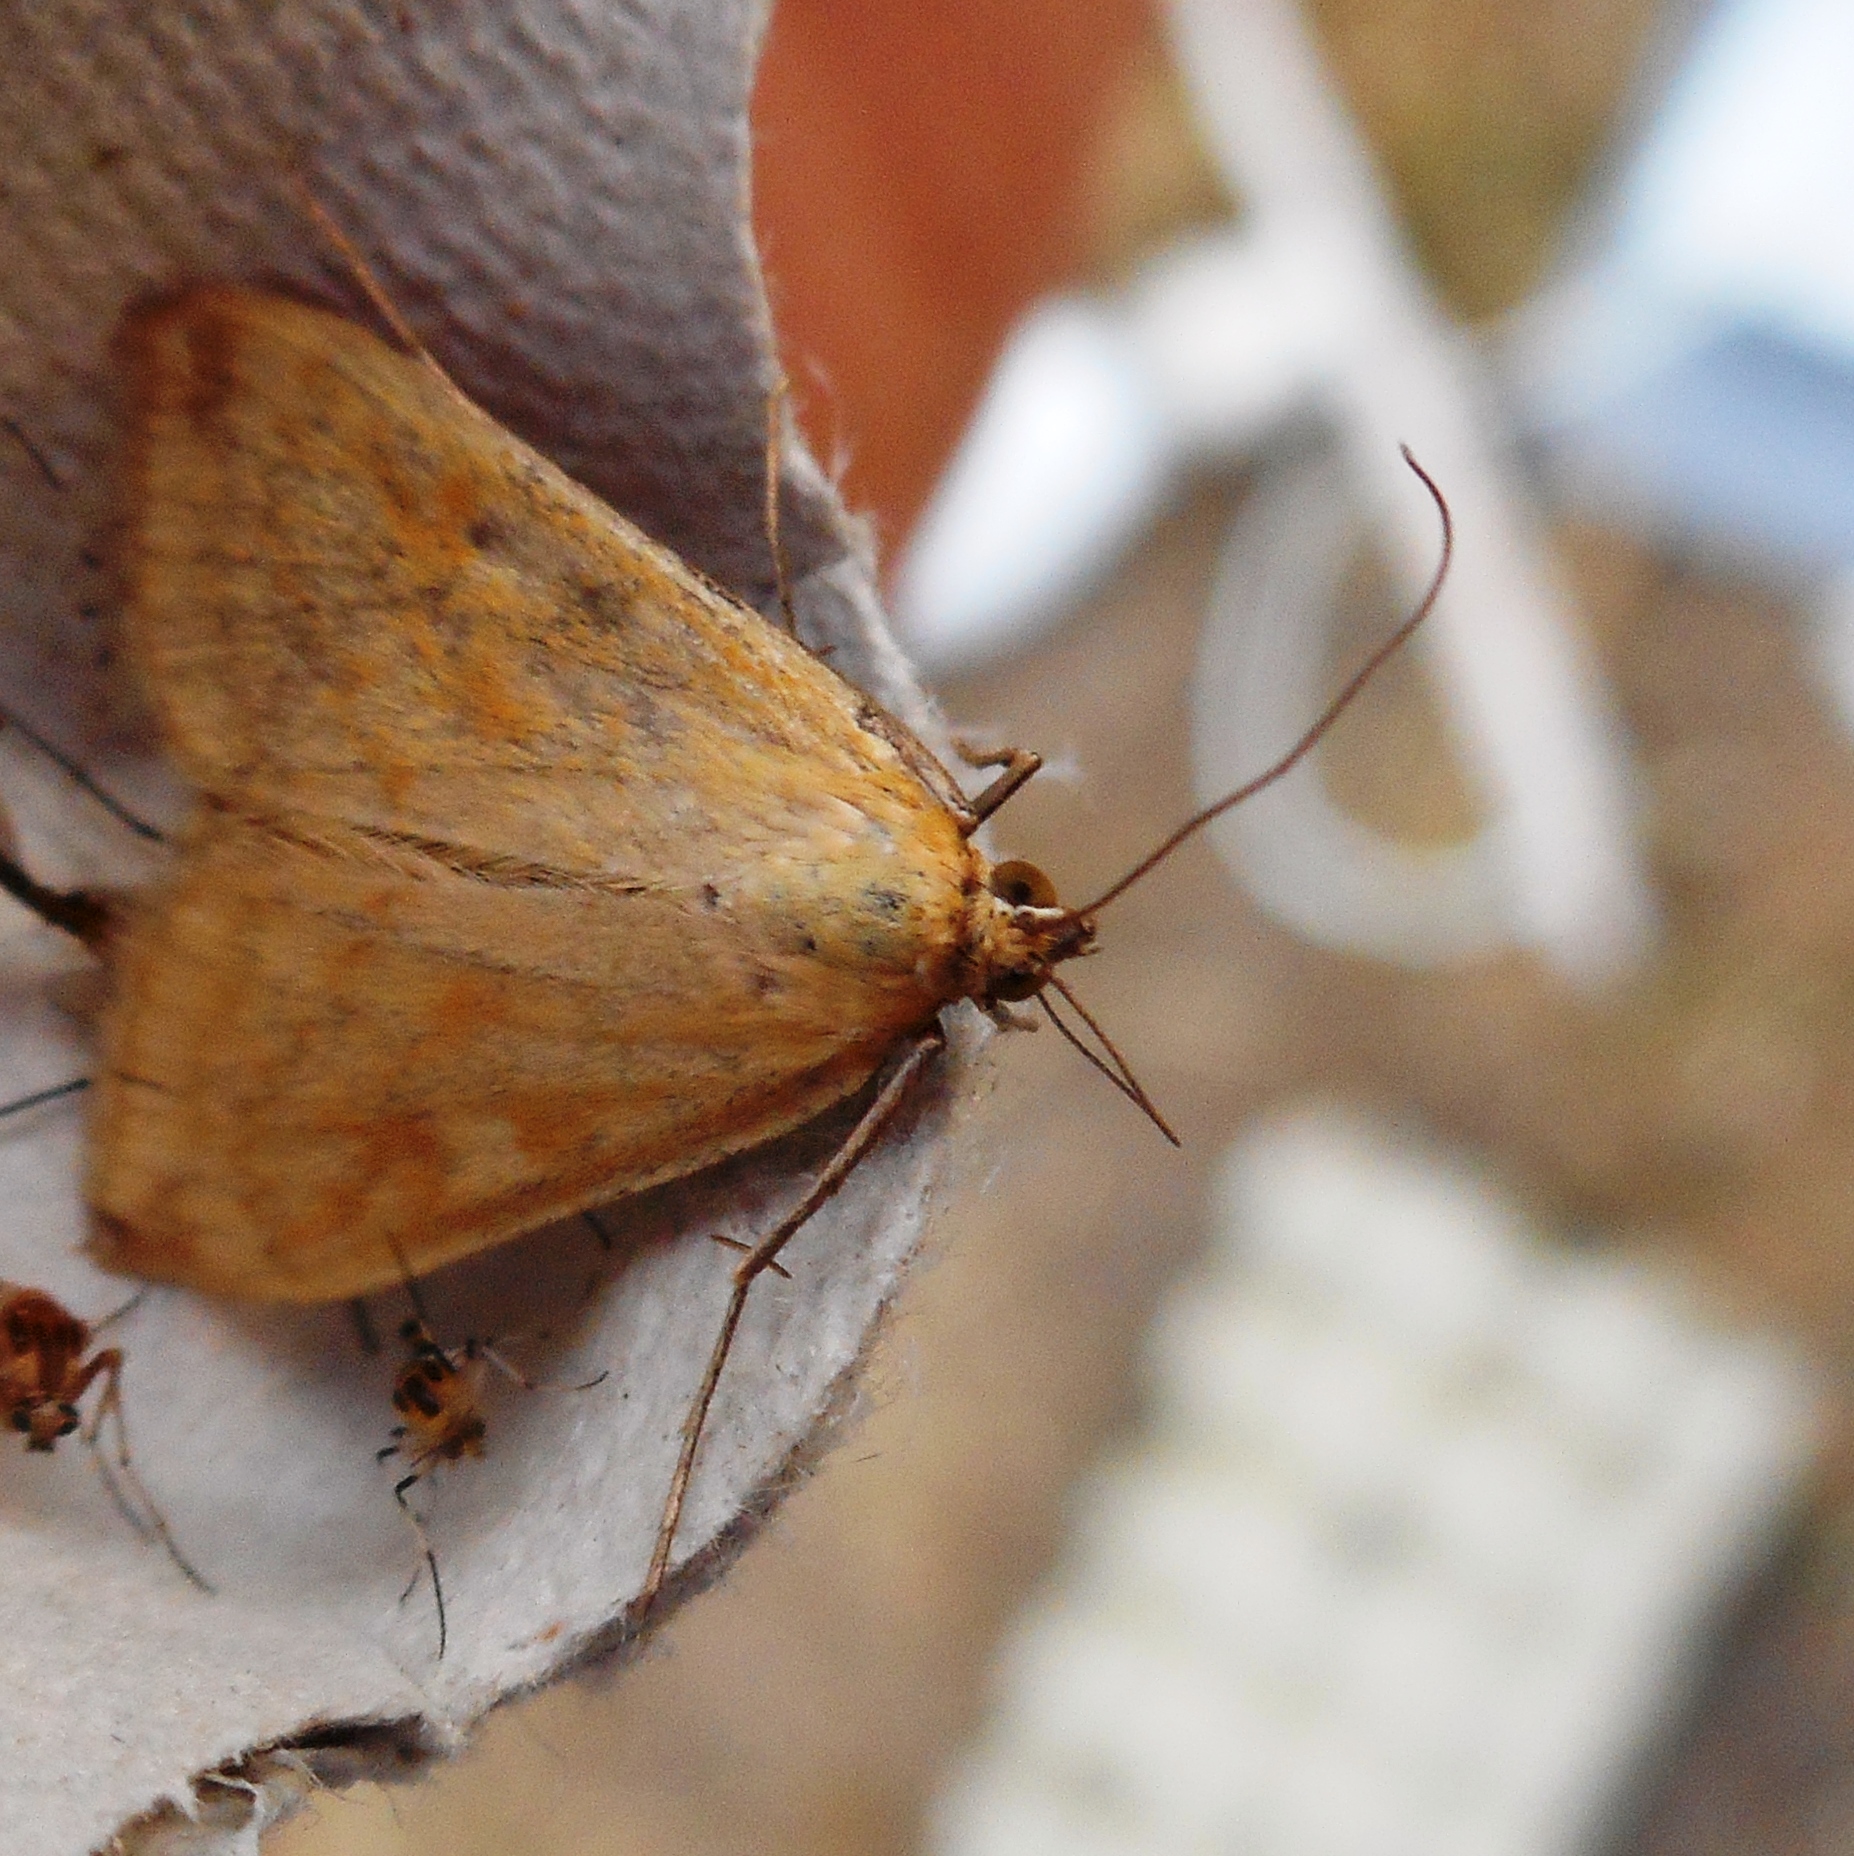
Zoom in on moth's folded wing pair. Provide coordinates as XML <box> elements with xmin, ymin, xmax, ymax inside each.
<box><xmin>91</xmin><ymin>288</ymin><xmax>972</xmax><ymax>1300</ymax></box>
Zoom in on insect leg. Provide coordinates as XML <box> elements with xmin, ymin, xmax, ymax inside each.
<box><xmin>707</xmin><ymin>1232</ymin><xmax>792</xmax><ymax>1279</ymax></box>
<box><xmin>642</xmin><ymin>1022</ymin><xmax>947</xmax><ymax>1607</ymax></box>
<box><xmin>391</xmin><ymin>1470</ymin><xmax>447</xmax><ymax>1659</ymax></box>
<box><xmin>952</xmin><ymin>743</ymin><xmax>1043</xmax><ymax>831</ymax></box>
<box><xmin>90</xmin><ymin>1285</ymin><xmax>147</xmax><ymax>1334</ymax></box>
<box><xmin>0</xmin><ymin>702</ymin><xmax>162</xmax><ymax>840</ymax></box>
<box><xmin>1</xmin><ymin>413</ymin><xmax>64</xmax><ymax>490</ymax></box>
<box><xmin>476</xmin><ymin>1341</ymin><xmax>608</xmax><ymax>1396</ymax></box>
<box><xmin>348</xmin><ymin>1296</ymin><xmax>383</xmax><ymax>1357</ymax></box>
<box><xmin>0</xmin><ymin>850</ymin><xmax>112</xmax><ymax>947</ymax></box>
<box><xmin>762</xmin><ymin>370</ymin><xmax>798</xmax><ymax>637</ymax></box>
<box><xmin>76</xmin><ymin>1347</ymin><xmax>213</xmax><ymax>1591</ymax></box>
<box><xmin>0</xmin><ymin>1076</ymin><xmax>90</xmax><ymax>1121</ymax></box>
<box><xmin>0</xmin><ymin>425</ymin><xmax>159</xmax><ymax>835</ymax></box>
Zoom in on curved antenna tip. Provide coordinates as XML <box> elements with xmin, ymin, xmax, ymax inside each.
<box><xmin>1072</xmin><ymin>449</ymin><xmax>1452</xmax><ymax>918</ymax></box>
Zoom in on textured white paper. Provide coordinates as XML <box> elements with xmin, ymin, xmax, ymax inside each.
<box><xmin>0</xmin><ymin>6</ymin><xmax>969</xmax><ymax>1852</ymax></box>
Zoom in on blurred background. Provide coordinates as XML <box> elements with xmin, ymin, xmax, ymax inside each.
<box><xmin>275</xmin><ymin>0</ymin><xmax>1854</xmax><ymax>1850</ymax></box>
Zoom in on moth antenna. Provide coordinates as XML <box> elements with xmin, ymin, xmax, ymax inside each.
<box><xmin>0</xmin><ymin>414</ymin><xmax>64</xmax><ymax>491</ymax></box>
<box><xmin>0</xmin><ymin>700</ymin><xmax>164</xmax><ymax>841</ymax></box>
<box><xmin>1072</xmin><ymin>448</ymin><xmax>1452</xmax><ymax>918</ymax></box>
<box><xmin>0</xmin><ymin>1076</ymin><xmax>90</xmax><ymax>1121</ymax></box>
<box><xmin>1042</xmin><ymin>975</ymin><xmax>1180</xmax><ymax>1147</ymax></box>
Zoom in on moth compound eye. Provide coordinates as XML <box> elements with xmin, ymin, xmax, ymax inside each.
<box><xmin>55</xmin><ymin>1405</ymin><xmax>79</xmax><ymax>1437</ymax></box>
<box><xmin>8</xmin><ymin>1406</ymin><xmax>28</xmax><ymax>1434</ymax></box>
<box><xmin>989</xmin><ymin>860</ymin><xmax>1057</xmax><ymax>910</ymax></box>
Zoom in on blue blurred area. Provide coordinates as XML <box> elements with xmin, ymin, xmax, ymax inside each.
<box><xmin>1581</xmin><ymin>323</ymin><xmax>1854</xmax><ymax>568</ymax></box>
<box><xmin>1517</xmin><ymin>0</ymin><xmax>1854</xmax><ymax>578</ymax></box>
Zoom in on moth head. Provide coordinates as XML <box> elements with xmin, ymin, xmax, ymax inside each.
<box><xmin>973</xmin><ymin>859</ymin><xmax>1096</xmax><ymax>1006</ymax></box>
<box><xmin>964</xmin><ymin>857</ymin><xmax>1174</xmax><ymax>1141</ymax></box>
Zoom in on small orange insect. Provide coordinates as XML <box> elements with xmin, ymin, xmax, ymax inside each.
<box><xmin>376</xmin><ymin>1273</ymin><xmax>607</xmax><ymax>1656</ymax></box>
<box><xmin>0</xmin><ymin>264</ymin><xmax>1449</xmax><ymax>1613</ymax></box>
<box><xmin>0</xmin><ymin>1279</ymin><xmax>207</xmax><ymax>1586</ymax></box>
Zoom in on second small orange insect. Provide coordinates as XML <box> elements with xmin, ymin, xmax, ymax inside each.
<box><xmin>0</xmin><ymin>1279</ymin><xmax>207</xmax><ymax>1586</ymax></box>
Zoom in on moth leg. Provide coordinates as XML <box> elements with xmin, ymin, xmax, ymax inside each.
<box><xmin>708</xmin><ymin>1232</ymin><xmax>791</xmax><ymax>1280</ymax></box>
<box><xmin>643</xmin><ymin>1022</ymin><xmax>947</xmax><ymax>1608</ymax></box>
<box><xmin>1</xmin><ymin>412</ymin><xmax>64</xmax><ymax>490</ymax></box>
<box><xmin>0</xmin><ymin>702</ymin><xmax>162</xmax><ymax>841</ymax></box>
<box><xmin>76</xmin><ymin>1346</ymin><xmax>213</xmax><ymax>1591</ymax></box>
<box><xmin>0</xmin><ymin>427</ymin><xmax>159</xmax><ymax>837</ymax></box>
<box><xmin>391</xmin><ymin>1470</ymin><xmax>447</xmax><ymax>1659</ymax></box>
<box><xmin>0</xmin><ymin>850</ymin><xmax>113</xmax><ymax>949</ymax></box>
<box><xmin>985</xmin><ymin>1000</ymin><xmax>1040</xmax><ymax>1033</ymax></box>
<box><xmin>952</xmin><ymin>742</ymin><xmax>1043</xmax><ymax>832</ymax></box>
<box><xmin>301</xmin><ymin>194</ymin><xmax>454</xmax><ymax>389</ymax></box>
<box><xmin>762</xmin><ymin>369</ymin><xmax>799</xmax><ymax>637</ymax></box>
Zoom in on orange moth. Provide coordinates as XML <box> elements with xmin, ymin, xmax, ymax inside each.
<box><xmin>0</xmin><ymin>284</ymin><xmax>1446</xmax><ymax>1602</ymax></box>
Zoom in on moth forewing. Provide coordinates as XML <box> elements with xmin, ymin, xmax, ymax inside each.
<box><xmin>90</xmin><ymin>287</ymin><xmax>989</xmax><ymax>1299</ymax></box>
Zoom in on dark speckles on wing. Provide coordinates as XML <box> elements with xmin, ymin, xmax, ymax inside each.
<box><xmin>573</xmin><ymin>578</ymin><xmax>623</xmax><ymax>625</ymax></box>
